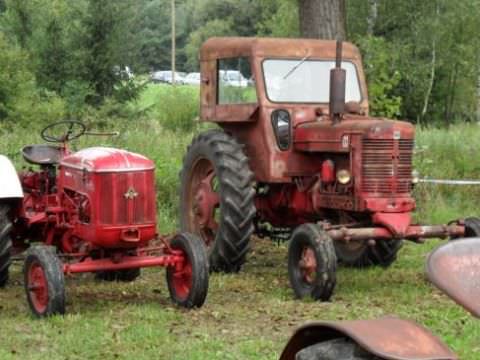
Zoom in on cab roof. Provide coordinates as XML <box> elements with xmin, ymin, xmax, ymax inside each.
<box><xmin>200</xmin><ymin>37</ymin><xmax>362</xmax><ymax>62</ymax></box>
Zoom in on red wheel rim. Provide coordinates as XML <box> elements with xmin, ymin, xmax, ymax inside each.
<box><xmin>27</xmin><ymin>261</ymin><xmax>48</xmax><ymax>314</ymax></box>
<box><xmin>187</xmin><ymin>158</ymin><xmax>220</xmax><ymax>248</ymax></box>
<box><xmin>172</xmin><ymin>255</ymin><xmax>193</xmax><ymax>300</ymax></box>
<box><xmin>299</xmin><ymin>246</ymin><xmax>317</xmax><ymax>284</ymax></box>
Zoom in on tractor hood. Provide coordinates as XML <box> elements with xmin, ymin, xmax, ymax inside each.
<box><xmin>61</xmin><ymin>147</ymin><xmax>154</xmax><ymax>173</ymax></box>
<box><xmin>294</xmin><ymin>116</ymin><xmax>415</xmax><ymax>152</ymax></box>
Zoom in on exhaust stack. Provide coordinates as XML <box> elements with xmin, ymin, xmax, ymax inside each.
<box><xmin>329</xmin><ymin>40</ymin><xmax>346</xmax><ymax>123</ymax></box>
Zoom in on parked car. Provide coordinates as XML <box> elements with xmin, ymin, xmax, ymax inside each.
<box><xmin>150</xmin><ymin>70</ymin><xmax>185</xmax><ymax>84</ymax></box>
<box><xmin>219</xmin><ymin>69</ymin><xmax>249</xmax><ymax>87</ymax></box>
<box><xmin>184</xmin><ymin>72</ymin><xmax>201</xmax><ymax>86</ymax></box>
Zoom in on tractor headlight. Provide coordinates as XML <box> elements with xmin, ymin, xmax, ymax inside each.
<box><xmin>411</xmin><ymin>170</ymin><xmax>420</xmax><ymax>184</ymax></box>
<box><xmin>271</xmin><ymin>109</ymin><xmax>291</xmax><ymax>151</ymax></box>
<box><xmin>336</xmin><ymin>169</ymin><xmax>351</xmax><ymax>184</ymax></box>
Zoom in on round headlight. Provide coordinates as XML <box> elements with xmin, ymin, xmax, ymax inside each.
<box><xmin>336</xmin><ymin>169</ymin><xmax>351</xmax><ymax>184</ymax></box>
<box><xmin>271</xmin><ymin>109</ymin><xmax>291</xmax><ymax>151</ymax></box>
<box><xmin>411</xmin><ymin>170</ymin><xmax>420</xmax><ymax>184</ymax></box>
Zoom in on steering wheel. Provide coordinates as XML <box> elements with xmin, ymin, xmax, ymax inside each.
<box><xmin>41</xmin><ymin>120</ymin><xmax>87</xmax><ymax>143</ymax></box>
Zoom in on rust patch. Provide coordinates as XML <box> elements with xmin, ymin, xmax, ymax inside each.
<box><xmin>426</xmin><ymin>237</ymin><xmax>480</xmax><ymax>318</ymax></box>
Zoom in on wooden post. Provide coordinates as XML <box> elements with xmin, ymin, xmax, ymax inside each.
<box><xmin>171</xmin><ymin>0</ymin><xmax>176</xmax><ymax>85</ymax></box>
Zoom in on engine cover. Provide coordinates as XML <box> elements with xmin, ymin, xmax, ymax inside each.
<box><xmin>60</xmin><ymin>147</ymin><xmax>156</xmax><ymax>248</ymax></box>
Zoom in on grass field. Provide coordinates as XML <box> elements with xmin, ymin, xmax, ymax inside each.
<box><xmin>0</xmin><ymin>85</ymin><xmax>479</xmax><ymax>359</ymax></box>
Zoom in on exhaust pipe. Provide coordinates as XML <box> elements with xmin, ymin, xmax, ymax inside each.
<box><xmin>329</xmin><ymin>40</ymin><xmax>346</xmax><ymax>123</ymax></box>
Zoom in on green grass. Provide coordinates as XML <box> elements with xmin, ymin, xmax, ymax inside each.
<box><xmin>0</xmin><ymin>86</ymin><xmax>480</xmax><ymax>359</ymax></box>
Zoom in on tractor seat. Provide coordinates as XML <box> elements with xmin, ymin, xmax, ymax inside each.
<box><xmin>22</xmin><ymin>144</ymin><xmax>63</xmax><ymax>165</ymax></box>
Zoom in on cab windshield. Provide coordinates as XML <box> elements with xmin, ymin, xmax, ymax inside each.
<box><xmin>262</xmin><ymin>59</ymin><xmax>362</xmax><ymax>103</ymax></box>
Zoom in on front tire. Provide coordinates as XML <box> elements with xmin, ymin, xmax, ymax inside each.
<box><xmin>296</xmin><ymin>338</ymin><xmax>376</xmax><ymax>360</ymax></box>
<box><xmin>288</xmin><ymin>224</ymin><xmax>337</xmax><ymax>301</ymax></box>
<box><xmin>166</xmin><ymin>233</ymin><xmax>209</xmax><ymax>308</ymax></box>
<box><xmin>24</xmin><ymin>245</ymin><xmax>65</xmax><ymax>317</ymax></box>
<box><xmin>180</xmin><ymin>130</ymin><xmax>256</xmax><ymax>272</ymax></box>
<box><xmin>0</xmin><ymin>204</ymin><xmax>12</xmax><ymax>288</ymax></box>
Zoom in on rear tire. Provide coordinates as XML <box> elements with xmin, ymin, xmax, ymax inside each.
<box><xmin>180</xmin><ymin>130</ymin><xmax>256</xmax><ymax>272</ymax></box>
<box><xmin>0</xmin><ymin>204</ymin><xmax>12</xmax><ymax>288</ymax></box>
<box><xmin>288</xmin><ymin>224</ymin><xmax>336</xmax><ymax>301</ymax></box>
<box><xmin>24</xmin><ymin>245</ymin><xmax>65</xmax><ymax>317</ymax></box>
<box><xmin>296</xmin><ymin>338</ymin><xmax>376</xmax><ymax>360</ymax></box>
<box><xmin>335</xmin><ymin>239</ymin><xmax>402</xmax><ymax>268</ymax></box>
<box><xmin>166</xmin><ymin>233</ymin><xmax>209</xmax><ymax>308</ymax></box>
<box><xmin>95</xmin><ymin>268</ymin><xmax>141</xmax><ymax>282</ymax></box>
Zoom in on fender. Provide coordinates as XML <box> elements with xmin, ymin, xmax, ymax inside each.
<box><xmin>0</xmin><ymin>155</ymin><xmax>23</xmax><ymax>199</ymax></box>
<box><xmin>280</xmin><ymin>317</ymin><xmax>457</xmax><ymax>360</ymax></box>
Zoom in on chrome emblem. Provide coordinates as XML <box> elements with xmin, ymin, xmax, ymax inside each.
<box><xmin>124</xmin><ymin>187</ymin><xmax>139</xmax><ymax>200</ymax></box>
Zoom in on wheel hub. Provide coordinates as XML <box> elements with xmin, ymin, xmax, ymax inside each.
<box><xmin>171</xmin><ymin>257</ymin><xmax>193</xmax><ymax>300</ymax></box>
<box><xmin>27</xmin><ymin>262</ymin><xmax>48</xmax><ymax>313</ymax></box>
<box><xmin>192</xmin><ymin>169</ymin><xmax>219</xmax><ymax>246</ymax></box>
<box><xmin>299</xmin><ymin>247</ymin><xmax>317</xmax><ymax>284</ymax></box>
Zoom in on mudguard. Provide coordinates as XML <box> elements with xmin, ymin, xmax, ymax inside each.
<box><xmin>426</xmin><ymin>237</ymin><xmax>480</xmax><ymax>318</ymax></box>
<box><xmin>279</xmin><ymin>317</ymin><xmax>457</xmax><ymax>360</ymax></box>
<box><xmin>0</xmin><ymin>155</ymin><xmax>23</xmax><ymax>199</ymax></box>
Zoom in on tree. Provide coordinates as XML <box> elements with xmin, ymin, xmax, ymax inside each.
<box><xmin>297</xmin><ymin>0</ymin><xmax>346</xmax><ymax>40</ymax></box>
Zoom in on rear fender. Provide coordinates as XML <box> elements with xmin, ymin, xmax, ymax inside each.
<box><xmin>0</xmin><ymin>155</ymin><xmax>23</xmax><ymax>199</ymax></box>
<box><xmin>280</xmin><ymin>317</ymin><xmax>457</xmax><ymax>360</ymax></box>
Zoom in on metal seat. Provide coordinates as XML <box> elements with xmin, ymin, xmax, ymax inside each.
<box><xmin>22</xmin><ymin>145</ymin><xmax>63</xmax><ymax>165</ymax></box>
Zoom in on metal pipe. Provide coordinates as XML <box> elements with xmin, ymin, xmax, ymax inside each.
<box><xmin>327</xmin><ymin>224</ymin><xmax>465</xmax><ymax>242</ymax></box>
<box><xmin>63</xmin><ymin>254</ymin><xmax>183</xmax><ymax>274</ymax></box>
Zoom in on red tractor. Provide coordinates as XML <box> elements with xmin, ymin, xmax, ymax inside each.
<box><xmin>0</xmin><ymin>120</ymin><xmax>208</xmax><ymax>317</ymax></box>
<box><xmin>179</xmin><ymin>37</ymin><xmax>480</xmax><ymax>300</ymax></box>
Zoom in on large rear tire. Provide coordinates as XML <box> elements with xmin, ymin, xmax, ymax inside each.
<box><xmin>180</xmin><ymin>130</ymin><xmax>256</xmax><ymax>272</ymax></box>
<box><xmin>0</xmin><ymin>204</ymin><xmax>12</xmax><ymax>288</ymax></box>
<box><xmin>95</xmin><ymin>268</ymin><xmax>141</xmax><ymax>282</ymax></box>
<box><xmin>335</xmin><ymin>239</ymin><xmax>402</xmax><ymax>268</ymax></box>
<box><xmin>288</xmin><ymin>224</ymin><xmax>337</xmax><ymax>301</ymax></box>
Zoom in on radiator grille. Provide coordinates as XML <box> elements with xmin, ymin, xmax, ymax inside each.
<box><xmin>362</xmin><ymin>139</ymin><xmax>414</xmax><ymax>195</ymax></box>
<box><xmin>99</xmin><ymin>171</ymin><xmax>155</xmax><ymax>225</ymax></box>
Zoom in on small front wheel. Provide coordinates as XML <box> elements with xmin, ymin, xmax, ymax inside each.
<box><xmin>24</xmin><ymin>246</ymin><xmax>65</xmax><ymax>317</ymax></box>
<box><xmin>288</xmin><ymin>224</ymin><xmax>337</xmax><ymax>301</ymax></box>
<box><xmin>166</xmin><ymin>233</ymin><xmax>209</xmax><ymax>308</ymax></box>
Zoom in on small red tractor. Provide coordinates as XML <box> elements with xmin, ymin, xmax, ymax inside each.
<box><xmin>279</xmin><ymin>237</ymin><xmax>480</xmax><ymax>360</ymax></box>
<box><xmin>0</xmin><ymin>121</ymin><xmax>208</xmax><ymax>317</ymax></box>
<box><xmin>179</xmin><ymin>37</ymin><xmax>480</xmax><ymax>300</ymax></box>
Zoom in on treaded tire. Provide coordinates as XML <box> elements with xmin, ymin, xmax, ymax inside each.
<box><xmin>335</xmin><ymin>239</ymin><xmax>403</xmax><ymax>268</ymax></box>
<box><xmin>166</xmin><ymin>232</ymin><xmax>209</xmax><ymax>308</ymax></box>
<box><xmin>24</xmin><ymin>245</ymin><xmax>65</xmax><ymax>317</ymax></box>
<box><xmin>464</xmin><ymin>217</ymin><xmax>480</xmax><ymax>237</ymax></box>
<box><xmin>95</xmin><ymin>268</ymin><xmax>141</xmax><ymax>282</ymax></box>
<box><xmin>0</xmin><ymin>204</ymin><xmax>12</xmax><ymax>288</ymax></box>
<box><xmin>180</xmin><ymin>129</ymin><xmax>256</xmax><ymax>272</ymax></box>
<box><xmin>296</xmin><ymin>338</ymin><xmax>376</xmax><ymax>360</ymax></box>
<box><xmin>288</xmin><ymin>223</ymin><xmax>337</xmax><ymax>301</ymax></box>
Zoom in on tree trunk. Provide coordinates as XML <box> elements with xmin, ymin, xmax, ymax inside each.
<box><xmin>298</xmin><ymin>0</ymin><xmax>346</xmax><ymax>40</ymax></box>
<box><xmin>367</xmin><ymin>0</ymin><xmax>378</xmax><ymax>36</ymax></box>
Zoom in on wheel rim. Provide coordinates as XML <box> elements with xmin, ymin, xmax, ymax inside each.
<box><xmin>187</xmin><ymin>158</ymin><xmax>220</xmax><ymax>249</ymax></box>
<box><xmin>299</xmin><ymin>246</ymin><xmax>317</xmax><ymax>284</ymax></box>
<box><xmin>27</xmin><ymin>261</ymin><xmax>48</xmax><ymax>314</ymax></box>
<box><xmin>171</xmin><ymin>256</ymin><xmax>193</xmax><ymax>300</ymax></box>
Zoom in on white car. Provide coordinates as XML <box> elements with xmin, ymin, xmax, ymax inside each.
<box><xmin>184</xmin><ymin>72</ymin><xmax>201</xmax><ymax>86</ymax></box>
<box><xmin>150</xmin><ymin>71</ymin><xmax>185</xmax><ymax>84</ymax></box>
<box><xmin>219</xmin><ymin>70</ymin><xmax>249</xmax><ymax>87</ymax></box>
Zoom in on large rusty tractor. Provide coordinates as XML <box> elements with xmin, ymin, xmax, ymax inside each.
<box><xmin>179</xmin><ymin>37</ymin><xmax>480</xmax><ymax>300</ymax></box>
<box><xmin>0</xmin><ymin>121</ymin><xmax>209</xmax><ymax>317</ymax></box>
